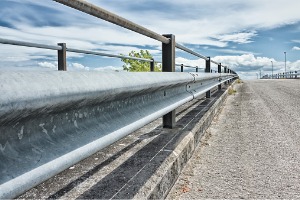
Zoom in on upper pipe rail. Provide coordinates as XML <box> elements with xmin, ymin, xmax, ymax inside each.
<box><xmin>0</xmin><ymin>38</ymin><xmax>62</xmax><ymax>51</ymax></box>
<box><xmin>53</xmin><ymin>0</ymin><xmax>226</xmax><ymax>69</ymax></box>
<box><xmin>53</xmin><ymin>0</ymin><xmax>170</xmax><ymax>44</ymax></box>
<box><xmin>1</xmin><ymin>1</ymin><xmax>236</xmax><ymax>73</ymax></box>
<box><xmin>211</xmin><ymin>60</ymin><xmax>220</xmax><ymax>65</ymax></box>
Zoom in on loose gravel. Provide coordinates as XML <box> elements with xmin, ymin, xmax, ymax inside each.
<box><xmin>167</xmin><ymin>79</ymin><xmax>300</xmax><ymax>199</ymax></box>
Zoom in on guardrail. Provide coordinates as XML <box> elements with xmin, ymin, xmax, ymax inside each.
<box><xmin>0</xmin><ymin>72</ymin><xmax>237</xmax><ymax>198</ymax></box>
<box><xmin>262</xmin><ymin>71</ymin><xmax>299</xmax><ymax>79</ymax></box>
<box><xmin>0</xmin><ymin>0</ymin><xmax>238</xmax><ymax>198</ymax></box>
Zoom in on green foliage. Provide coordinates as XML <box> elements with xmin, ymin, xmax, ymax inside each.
<box><xmin>236</xmin><ymin>79</ymin><xmax>243</xmax><ymax>84</ymax></box>
<box><xmin>228</xmin><ymin>86</ymin><xmax>237</xmax><ymax>95</ymax></box>
<box><xmin>121</xmin><ymin>50</ymin><xmax>161</xmax><ymax>72</ymax></box>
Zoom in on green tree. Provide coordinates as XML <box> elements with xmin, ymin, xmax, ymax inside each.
<box><xmin>121</xmin><ymin>50</ymin><xmax>161</xmax><ymax>72</ymax></box>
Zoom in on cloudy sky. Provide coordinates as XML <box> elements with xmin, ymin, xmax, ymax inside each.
<box><xmin>1</xmin><ymin>0</ymin><xmax>300</xmax><ymax>79</ymax></box>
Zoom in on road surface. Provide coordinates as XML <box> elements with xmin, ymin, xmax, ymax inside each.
<box><xmin>167</xmin><ymin>79</ymin><xmax>300</xmax><ymax>199</ymax></box>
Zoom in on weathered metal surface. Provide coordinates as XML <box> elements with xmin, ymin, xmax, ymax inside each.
<box><xmin>162</xmin><ymin>34</ymin><xmax>176</xmax><ymax>128</ymax></box>
<box><xmin>57</xmin><ymin>43</ymin><xmax>67</xmax><ymax>71</ymax></box>
<box><xmin>0</xmin><ymin>71</ymin><xmax>236</xmax><ymax>198</ymax></box>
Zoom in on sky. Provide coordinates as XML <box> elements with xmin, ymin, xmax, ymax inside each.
<box><xmin>1</xmin><ymin>0</ymin><xmax>300</xmax><ymax>79</ymax></box>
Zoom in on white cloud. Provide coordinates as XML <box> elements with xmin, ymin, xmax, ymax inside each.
<box><xmin>292</xmin><ymin>46</ymin><xmax>300</xmax><ymax>51</ymax></box>
<box><xmin>215</xmin><ymin>31</ymin><xmax>257</xmax><ymax>44</ymax></box>
<box><xmin>175</xmin><ymin>57</ymin><xmax>205</xmax><ymax>68</ymax></box>
<box><xmin>38</xmin><ymin>62</ymin><xmax>56</xmax><ymax>69</ymax></box>
<box><xmin>213</xmin><ymin>54</ymin><xmax>269</xmax><ymax>68</ymax></box>
<box><xmin>93</xmin><ymin>66</ymin><xmax>124</xmax><ymax>72</ymax></box>
<box><xmin>69</xmin><ymin>63</ymin><xmax>90</xmax><ymax>71</ymax></box>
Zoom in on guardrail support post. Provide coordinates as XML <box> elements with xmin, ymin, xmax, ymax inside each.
<box><xmin>218</xmin><ymin>63</ymin><xmax>222</xmax><ymax>90</ymax></box>
<box><xmin>196</xmin><ymin>66</ymin><xmax>199</xmax><ymax>72</ymax></box>
<box><xmin>224</xmin><ymin>67</ymin><xmax>228</xmax><ymax>84</ymax></box>
<box><xmin>162</xmin><ymin>34</ymin><xmax>176</xmax><ymax>128</ymax></box>
<box><xmin>150</xmin><ymin>59</ymin><xmax>155</xmax><ymax>72</ymax></box>
<box><xmin>58</xmin><ymin>43</ymin><xmax>67</xmax><ymax>71</ymax></box>
<box><xmin>181</xmin><ymin>64</ymin><xmax>183</xmax><ymax>72</ymax></box>
<box><xmin>205</xmin><ymin>57</ymin><xmax>211</xmax><ymax>98</ymax></box>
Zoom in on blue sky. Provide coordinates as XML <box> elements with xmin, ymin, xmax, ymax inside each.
<box><xmin>1</xmin><ymin>0</ymin><xmax>300</xmax><ymax>79</ymax></box>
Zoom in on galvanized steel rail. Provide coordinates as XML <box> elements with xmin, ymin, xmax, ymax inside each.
<box><xmin>0</xmin><ymin>72</ymin><xmax>237</xmax><ymax>199</ymax></box>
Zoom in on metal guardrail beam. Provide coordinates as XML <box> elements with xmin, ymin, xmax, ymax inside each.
<box><xmin>0</xmin><ymin>71</ymin><xmax>236</xmax><ymax>199</ymax></box>
<box><xmin>53</xmin><ymin>0</ymin><xmax>170</xmax><ymax>44</ymax></box>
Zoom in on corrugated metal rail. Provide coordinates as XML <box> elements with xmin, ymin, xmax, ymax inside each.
<box><xmin>0</xmin><ymin>71</ymin><xmax>237</xmax><ymax>198</ymax></box>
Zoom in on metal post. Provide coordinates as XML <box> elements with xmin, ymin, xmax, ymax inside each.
<box><xmin>181</xmin><ymin>64</ymin><xmax>183</xmax><ymax>72</ymax></box>
<box><xmin>224</xmin><ymin>67</ymin><xmax>228</xmax><ymax>84</ymax></box>
<box><xmin>150</xmin><ymin>59</ymin><xmax>155</xmax><ymax>72</ymax></box>
<box><xmin>271</xmin><ymin>61</ymin><xmax>273</xmax><ymax>79</ymax></box>
<box><xmin>58</xmin><ymin>43</ymin><xmax>67</xmax><ymax>71</ymax></box>
<box><xmin>162</xmin><ymin>34</ymin><xmax>175</xmax><ymax>129</ymax></box>
<box><xmin>196</xmin><ymin>66</ymin><xmax>198</xmax><ymax>72</ymax></box>
<box><xmin>284</xmin><ymin>51</ymin><xmax>286</xmax><ymax>78</ymax></box>
<box><xmin>205</xmin><ymin>57</ymin><xmax>211</xmax><ymax>98</ymax></box>
<box><xmin>218</xmin><ymin>63</ymin><xmax>222</xmax><ymax>90</ymax></box>
<box><xmin>260</xmin><ymin>70</ymin><xmax>262</xmax><ymax>79</ymax></box>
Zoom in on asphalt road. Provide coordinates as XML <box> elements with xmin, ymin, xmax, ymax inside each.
<box><xmin>167</xmin><ymin>79</ymin><xmax>300</xmax><ymax>199</ymax></box>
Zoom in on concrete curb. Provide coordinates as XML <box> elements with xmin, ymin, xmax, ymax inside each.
<box><xmin>134</xmin><ymin>83</ymin><xmax>234</xmax><ymax>199</ymax></box>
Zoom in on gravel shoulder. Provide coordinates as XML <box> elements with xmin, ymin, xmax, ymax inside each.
<box><xmin>167</xmin><ymin>80</ymin><xmax>300</xmax><ymax>199</ymax></box>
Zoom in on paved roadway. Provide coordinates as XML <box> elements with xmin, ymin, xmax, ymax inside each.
<box><xmin>167</xmin><ymin>79</ymin><xmax>300</xmax><ymax>199</ymax></box>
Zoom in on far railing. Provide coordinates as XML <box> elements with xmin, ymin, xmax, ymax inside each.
<box><xmin>262</xmin><ymin>71</ymin><xmax>299</xmax><ymax>79</ymax></box>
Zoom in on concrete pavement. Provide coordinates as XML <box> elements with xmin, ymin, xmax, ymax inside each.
<box><xmin>167</xmin><ymin>79</ymin><xmax>300</xmax><ymax>199</ymax></box>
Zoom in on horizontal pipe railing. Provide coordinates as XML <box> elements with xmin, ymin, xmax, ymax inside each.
<box><xmin>67</xmin><ymin>47</ymin><xmax>152</xmax><ymax>62</ymax></box>
<box><xmin>52</xmin><ymin>0</ymin><xmax>232</xmax><ymax>72</ymax></box>
<box><xmin>175</xmin><ymin>43</ymin><xmax>208</xmax><ymax>60</ymax></box>
<box><xmin>0</xmin><ymin>38</ymin><xmax>62</xmax><ymax>51</ymax></box>
<box><xmin>53</xmin><ymin>0</ymin><xmax>170</xmax><ymax>44</ymax></box>
<box><xmin>0</xmin><ymin>37</ymin><xmax>234</xmax><ymax>74</ymax></box>
<box><xmin>262</xmin><ymin>71</ymin><xmax>299</xmax><ymax>79</ymax></box>
<box><xmin>0</xmin><ymin>38</ymin><xmax>155</xmax><ymax>67</ymax></box>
